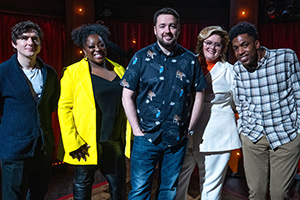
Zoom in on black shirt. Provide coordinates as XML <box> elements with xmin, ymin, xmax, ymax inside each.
<box><xmin>121</xmin><ymin>43</ymin><xmax>207</xmax><ymax>145</ymax></box>
<box><xmin>91</xmin><ymin>74</ymin><xmax>125</xmax><ymax>142</ymax></box>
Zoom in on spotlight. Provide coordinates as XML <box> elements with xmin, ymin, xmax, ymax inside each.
<box><xmin>281</xmin><ymin>5</ymin><xmax>293</xmax><ymax>18</ymax></box>
<box><xmin>263</xmin><ymin>0</ymin><xmax>300</xmax><ymax>22</ymax></box>
<box><xmin>265</xmin><ymin>0</ymin><xmax>279</xmax><ymax>20</ymax></box>
<box><xmin>77</xmin><ymin>7</ymin><xmax>84</xmax><ymax>14</ymax></box>
<box><xmin>266</xmin><ymin>6</ymin><xmax>277</xmax><ymax>19</ymax></box>
<box><xmin>294</xmin><ymin>5</ymin><xmax>300</xmax><ymax>17</ymax></box>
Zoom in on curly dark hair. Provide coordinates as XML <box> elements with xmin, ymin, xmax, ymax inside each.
<box><xmin>153</xmin><ymin>7</ymin><xmax>180</xmax><ymax>25</ymax></box>
<box><xmin>11</xmin><ymin>21</ymin><xmax>43</xmax><ymax>44</ymax></box>
<box><xmin>229</xmin><ymin>21</ymin><xmax>258</xmax><ymax>42</ymax></box>
<box><xmin>71</xmin><ymin>23</ymin><xmax>110</xmax><ymax>48</ymax></box>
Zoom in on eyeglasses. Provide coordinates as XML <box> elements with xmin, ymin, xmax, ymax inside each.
<box><xmin>203</xmin><ymin>40</ymin><xmax>222</xmax><ymax>49</ymax></box>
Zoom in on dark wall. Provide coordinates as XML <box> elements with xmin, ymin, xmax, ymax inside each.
<box><xmin>0</xmin><ymin>0</ymin><xmax>65</xmax><ymax>17</ymax></box>
<box><xmin>0</xmin><ymin>0</ymin><xmax>231</xmax><ymax>28</ymax></box>
<box><xmin>95</xmin><ymin>0</ymin><xmax>230</xmax><ymax>28</ymax></box>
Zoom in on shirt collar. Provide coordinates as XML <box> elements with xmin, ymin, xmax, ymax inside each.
<box><xmin>257</xmin><ymin>46</ymin><xmax>269</xmax><ymax>68</ymax></box>
<box><xmin>152</xmin><ymin>42</ymin><xmax>182</xmax><ymax>56</ymax></box>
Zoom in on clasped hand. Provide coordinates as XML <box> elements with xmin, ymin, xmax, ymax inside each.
<box><xmin>69</xmin><ymin>143</ymin><xmax>90</xmax><ymax>161</ymax></box>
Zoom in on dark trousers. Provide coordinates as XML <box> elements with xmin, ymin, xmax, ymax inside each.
<box><xmin>73</xmin><ymin>139</ymin><xmax>126</xmax><ymax>200</ymax></box>
<box><xmin>128</xmin><ymin>136</ymin><xmax>188</xmax><ymax>200</ymax></box>
<box><xmin>0</xmin><ymin>149</ymin><xmax>52</xmax><ymax>200</ymax></box>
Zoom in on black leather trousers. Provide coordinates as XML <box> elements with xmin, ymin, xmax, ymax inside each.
<box><xmin>73</xmin><ymin>139</ymin><xmax>126</xmax><ymax>200</ymax></box>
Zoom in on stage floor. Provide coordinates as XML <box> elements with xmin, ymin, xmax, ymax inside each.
<box><xmin>44</xmin><ymin>158</ymin><xmax>300</xmax><ymax>200</ymax></box>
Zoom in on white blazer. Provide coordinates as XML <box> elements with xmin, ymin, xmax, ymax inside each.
<box><xmin>191</xmin><ymin>61</ymin><xmax>242</xmax><ymax>152</ymax></box>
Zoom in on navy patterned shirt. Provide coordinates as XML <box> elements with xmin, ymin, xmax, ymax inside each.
<box><xmin>121</xmin><ymin>43</ymin><xmax>207</xmax><ymax>145</ymax></box>
<box><xmin>233</xmin><ymin>47</ymin><xmax>300</xmax><ymax>149</ymax></box>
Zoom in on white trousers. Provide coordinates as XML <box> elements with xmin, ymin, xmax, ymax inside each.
<box><xmin>176</xmin><ymin>148</ymin><xmax>231</xmax><ymax>200</ymax></box>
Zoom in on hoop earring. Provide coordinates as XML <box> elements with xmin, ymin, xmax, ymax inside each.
<box><xmin>84</xmin><ymin>54</ymin><xmax>88</xmax><ymax>61</ymax></box>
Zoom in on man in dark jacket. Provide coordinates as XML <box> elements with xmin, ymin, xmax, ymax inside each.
<box><xmin>0</xmin><ymin>21</ymin><xmax>59</xmax><ymax>200</ymax></box>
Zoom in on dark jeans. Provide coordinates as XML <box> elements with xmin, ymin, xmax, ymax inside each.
<box><xmin>0</xmin><ymin>148</ymin><xmax>52</xmax><ymax>200</ymax></box>
<box><xmin>73</xmin><ymin>139</ymin><xmax>126</xmax><ymax>200</ymax></box>
<box><xmin>128</xmin><ymin>136</ymin><xmax>188</xmax><ymax>200</ymax></box>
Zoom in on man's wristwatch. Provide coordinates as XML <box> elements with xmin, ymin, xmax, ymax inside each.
<box><xmin>188</xmin><ymin>129</ymin><xmax>194</xmax><ymax>136</ymax></box>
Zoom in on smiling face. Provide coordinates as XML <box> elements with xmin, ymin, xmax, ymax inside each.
<box><xmin>232</xmin><ymin>33</ymin><xmax>260</xmax><ymax>70</ymax></box>
<box><xmin>12</xmin><ymin>30</ymin><xmax>41</xmax><ymax>60</ymax></box>
<box><xmin>154</xmin><ymin>14</ymin><xmax>180</xmax><ymax>52</ymax></box>
<box><xmin>83</xmin><ymin>34</ymin><xmax>106</xmax><ymax>66</ymax></box>
<box><xmin>203</xmin><ymin>34</ymin><xmax>223</xmax><ymax>61</ymax></box>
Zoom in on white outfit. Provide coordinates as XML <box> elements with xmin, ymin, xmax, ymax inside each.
<box><xmin>176</xmin><ymin>61</ymin><xmax>242</xmax><ymax>200</ymax></box>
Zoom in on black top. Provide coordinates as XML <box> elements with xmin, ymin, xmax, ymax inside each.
<box><xmin>91</xmin><ymin>74</ymin><xmax>125</xmax><ymax>142</ymax></box>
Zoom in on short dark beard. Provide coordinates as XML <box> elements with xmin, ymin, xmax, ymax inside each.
<box><xmin>157</xmin><ymin>39</ymin><xmax>177</xmax><ymax>54</ymax></box>
<box><xmin>158</xmin><ymin>38</ymin><xmax>176</xmax><ymax>48</ymax></box>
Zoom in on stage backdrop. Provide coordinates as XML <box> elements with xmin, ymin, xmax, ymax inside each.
<box><xmin>106</xmin><ymin>21</ymin><xmax>207</xmax><ymax>52</ymax></box>
<box><xmin>104</xmin><ymin>21</ymin><xmax>207</xmax><ymax>67</ymax></box>
<box><xmin>258</xmin><ymin>22</ymin><xmax>300</xmax><ymax>59</ymax></box>
<box><xmin>2</xmin><ymin>12</ymin><xmax>299</xmax><ymax>162</ymax></box>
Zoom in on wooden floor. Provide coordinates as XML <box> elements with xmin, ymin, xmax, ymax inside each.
<box><xmin>44</xmin><ymin>158</ymin><xmax>300</xmax><ymax>200</ymax></box>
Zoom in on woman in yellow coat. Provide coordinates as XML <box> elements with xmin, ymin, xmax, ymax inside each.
<box><xmin>58</xmin><ymin>23</ymin><xmax>131</xmax><ymax>200</ymax></box>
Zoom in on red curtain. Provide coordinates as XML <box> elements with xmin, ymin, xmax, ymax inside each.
<box><xmin>258</xmin><ymin>22</ymin><xmax>300</xmax><ymax>172</ymax></box>
<box><xmin>0</xmin><ymin>12</ymin><xmax>65</xmax><ymax>77</ymax></box>
<box><xmin>258</xmin><ymin>22</ymin><xmax>300</xmax><ymax>58</ymax></box>
<box><xmin>105</xmin><ymin>21</ymin><xmax>206</xmax><ymax>63</ymax></box>
<box><xmin>0</xmin><ymin>12</ymin><xmax>65</xmax><ymax>158</ymax></box>
<box><xmin>106</xmin><ymin>21</ymin><xmax>300</xmax><ymax>63</ymax></box>
<box><xmin>179</xmin><ymin>23</ymin><xmax>207</xmax><ymax>52</ymax></box>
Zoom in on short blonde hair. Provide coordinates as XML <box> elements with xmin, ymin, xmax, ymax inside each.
<box><xmin>196</xmin><ymin>26</ymin><xmax>229</xmax><ymax>62</ymax></box>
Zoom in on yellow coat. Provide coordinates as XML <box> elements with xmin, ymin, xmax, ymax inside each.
<box><xmin>57</xmin><ymin>58</ymin><xmax>132</xmax><ymax>165</ymax></box>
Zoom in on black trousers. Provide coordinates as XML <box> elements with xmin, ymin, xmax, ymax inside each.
<box><xmin>1</xmin><ymin>146</ymin><xmax>52</xmax><ymax>200</ymax></box>
<box><xmin>73</xmin><ymin>139</ymin><xmax>126</xmax><ymax>200</ymax></box>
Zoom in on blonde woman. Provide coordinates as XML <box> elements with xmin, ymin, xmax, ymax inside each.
<box><xmin>176</xmin><ymin>26</ymin><xmax>241</xmax><ymax>200</ymax></box>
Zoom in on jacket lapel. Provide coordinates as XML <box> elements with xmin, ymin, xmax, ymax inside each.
<box><xmin>12</xmin><ymin>54</ymin><xmax>39</xmax><ymax>103</ymax></box>
<box><xmin>77</xmin><ymin>59</ymin><xmax>95</xmax><ymax>106</ymax></box>
<box><xmin>76</xmin><ymin>58</ymin><xmax>125</xmax><ymax>106</ymax></box>
<box><xmin>206</xmin><ymin>61</ymin><xmax>226</xmax><ymax>84</ymax></box>
<box><xmin>106</xmin><ymin>58</ymin><xmax>125</xmax><ymax>79</ymax></box>
<box><xmin>39</xmin><ymin>59</ymin><xmax>47</xmax><ymax>97</ymax></box>
<box><xmin>12</xmin><ymin>54</ymin><xmax>31</xmax><ymax>91</ymax></box>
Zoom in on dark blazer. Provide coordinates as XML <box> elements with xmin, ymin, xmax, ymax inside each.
<box><xmin>0</xmin><ymin>54</ymin><xmax>59</xmax><ymax>160</ymax></box>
